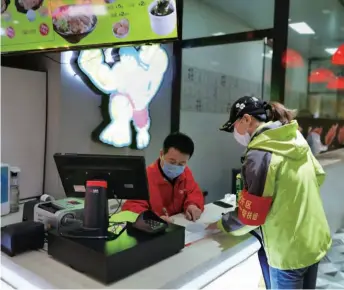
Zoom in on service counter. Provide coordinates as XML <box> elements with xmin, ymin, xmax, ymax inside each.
<box><xmin>1</xmin><ymin>149</ymin><xmax>343</xmax><ymax>289</ymax></box>
<box><xmin>1</xmin><ymin>202</ymin><xmax>262</xmax><ymax>289</ymax></box>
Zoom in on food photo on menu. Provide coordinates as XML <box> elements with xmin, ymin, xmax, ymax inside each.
<box><xmin>1</xmin><ymin>0</ymin><xmax>10</xmax><ymax>13</ymax></box>
<box><xmin>52</xmin><ymin>4</ymin><xmax>97</xmax><ymax>44</ymax></box>
<box><xmin>113</xmin><ymin>18</ymin><xmax>129</xmax><ymax>38</ymax></box>
<box><xmin>15</xmin><ymin>0</ymin><xmax>48</xmax><ymax>21</ymax></box>
<box><xmin>148</xmin><ymin>0</ymin><xmax>176</xmax><ymax>36</ymax></box>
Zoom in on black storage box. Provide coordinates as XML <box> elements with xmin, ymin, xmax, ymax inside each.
<box><xmin>1</xmin><ymin>221</ymin><xmax>45</xmax><ymax>257</ymax></box>
<box><xmin>48</xmin><ymin>222</ymin><xmax>185</xmax><ymax>284</ymax></box>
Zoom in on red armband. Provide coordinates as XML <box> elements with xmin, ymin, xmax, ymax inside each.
<box><xmin>238</xmin><ymin>189</ymin><xmax>272</xmax><ymax>226</ymax></box>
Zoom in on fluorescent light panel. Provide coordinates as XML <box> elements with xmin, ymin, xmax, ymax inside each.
<box><xmin>325</xmin><ymin>48</ymin><xmax>337</xmax><ymax>55</ymax></box>
<box><xmin>212</xmin><ymin>32</ymin><xmax>226</xmax><ymax>36</ymax></box>
<box><xmin>289</xmin><ymin>22</ymin><xmax>315</xmax><ymax>34</ymax></box>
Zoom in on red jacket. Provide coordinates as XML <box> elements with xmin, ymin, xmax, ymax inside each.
<box><xmin>121</xmin><ymin>160</ymin><xmax>204</xmax><ymax>216</ymax></box>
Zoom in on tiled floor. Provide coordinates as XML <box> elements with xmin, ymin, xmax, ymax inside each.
<box><xmin>317</xmin><ymin>229</ymin><xmax>344</xmax><ymax>289</ymax></box>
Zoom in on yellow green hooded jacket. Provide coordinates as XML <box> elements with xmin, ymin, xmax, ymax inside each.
<box><xmin>218</xmin><ymin>120</ymin><xmax>332</xmax><ymax>270</ymax></box>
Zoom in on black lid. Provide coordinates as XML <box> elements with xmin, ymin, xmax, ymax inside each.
<box><xmin>220</xmin><ymin>96</ymin><xmax>268</xmax><ymax>133</ymax></box>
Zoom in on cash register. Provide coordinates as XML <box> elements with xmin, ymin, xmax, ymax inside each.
<box><xmin>48</xmin><ymin>153</ymin><xmax>185</xmax><ymax>284</ymax></box>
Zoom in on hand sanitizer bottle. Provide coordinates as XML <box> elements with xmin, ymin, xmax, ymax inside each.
<box><xmin>10</xmin><ymin>167</ymin><xmax>20</xmax><ymax>213</ymax></box>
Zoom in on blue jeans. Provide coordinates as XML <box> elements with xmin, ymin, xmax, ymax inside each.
<box><xmin>250</xmin><ymin>231</ymin><xmax>319</xmax><ymax>289</ymax></box>
<box><xmin>270</xmin><ymin>263</ymin><xmax>319</xmax><ymax>289</ymax></box>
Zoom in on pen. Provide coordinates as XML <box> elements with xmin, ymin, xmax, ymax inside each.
<box><xmin>162</xmin><ymin>207</ymin><xmax>169</xmax><ymax>217</ymax></box>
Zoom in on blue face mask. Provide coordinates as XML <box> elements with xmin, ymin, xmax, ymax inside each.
<box><xmin>162</xmin><ymin>161</ymin><xmax>185</xmax><ymax>180</ymax></box>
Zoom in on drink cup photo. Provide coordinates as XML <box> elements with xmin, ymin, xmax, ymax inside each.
<box><xmin>148</xmin><ymin>0</ymin><xmax>176</xmax><ymax>36</ymax></box>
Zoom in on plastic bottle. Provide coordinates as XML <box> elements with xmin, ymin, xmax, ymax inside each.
<box><xmin>10</xmin><ymin>167</ymin><xmax>20</xmax><ymax>213</ymax></box>
<box><xmin>235</xmin><ymin>173</ymin><xmax>243</xmax><ymax>204</ymax></box>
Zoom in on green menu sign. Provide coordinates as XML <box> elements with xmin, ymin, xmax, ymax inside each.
<box><xmin>1</xmin><ymin>0</ymin><xmax>177</xmax><ymax>53</ymax></box>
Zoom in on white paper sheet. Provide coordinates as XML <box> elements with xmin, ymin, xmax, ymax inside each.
<box><xmin>185</xmin><ymin>231</ymin><xmax>207</xmax><ymax>245</ymax></box>
<box><xmin>185</xmin><ymin>223</ymin><xmax>207</xmax><ymax>233</ymax></box>
<box><xmin>185</xmin><ymin>223</ymin><xmax>221</xmax><ymax>245</ymax></box>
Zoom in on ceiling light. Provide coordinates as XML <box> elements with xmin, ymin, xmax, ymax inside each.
<box><xmin>327</xmin><ymin>77</ymin><xmax>344</xmax><ymax>90</ymax></box>
<box><xmin>289</xmin><ymin>22</ymin><xmax>315</xmax><ymax>35</ymax></box>
<box><xmin>212</xmin><ymin>32</ymin><xmax>225</xmax><ymax>36</ymax></box>
<box><xmin>332</xmin><ymin>44</ymin><xmax>344</xmax><ymax>65</ymax></box>
<box><xmin>325</xmin><ymin>48</ymin><xmax>337</xmax><ymax>55</ymax></box>
<box><xmin>308</xmin><ymin>68</ymin><xmax>335</xmax><ymax>83</ymax></box>
<box><xmin>282</xmin><ymin>49</ymin><xmax>304</xmax><ymax>68</ymax></box>
<box><xmin>322</xmin><ymin>9</ymin><xmax>331</xmax><ymax>14</ymax></box>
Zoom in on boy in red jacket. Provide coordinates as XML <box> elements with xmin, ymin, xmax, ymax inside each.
<box><xmin>122</xmin><ymin>132</ymin><xmax>204</xmax><ymax>222</ymax></box>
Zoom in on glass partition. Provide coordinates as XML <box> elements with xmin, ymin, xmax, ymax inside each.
<box><xmin>182</xmin><ymin>0</ymin><xmax>274</xmax><ymax>39</ymax></box>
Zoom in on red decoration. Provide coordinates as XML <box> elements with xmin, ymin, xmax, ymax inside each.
<box><xmin>327</xmin><ymin>77</ymin><xmax>344</xmax><ymax>90</ymax></box>
<box><xmin>308</xmin><ymin>68</ymin><xmax>335</xmax><ymax>83</ymax></box>
<box><xmin>332</xmin><ymin>44</ymin><xmax>344</xmax><ymax>65</ymax></box>
<box><xmin>282</xmin><ymin>49</ymin><xmax>304</xmax><ymax>68</ymax></box>
<box><xmin>238</xmin><ymin>189</ymin><xmax>272</xmax><ymax>226</ymax></box>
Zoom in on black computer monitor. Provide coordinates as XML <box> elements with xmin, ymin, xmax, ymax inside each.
<box><xmin>54</xmin><ymin>153</ymin><xmax>149</xmax><ymax>201</ymax></box>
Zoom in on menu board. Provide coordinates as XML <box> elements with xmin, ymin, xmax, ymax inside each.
<box><xmin>0</xmin><ymin>0</ymin><xmax>177</xmax><ymax>53</ymax></box>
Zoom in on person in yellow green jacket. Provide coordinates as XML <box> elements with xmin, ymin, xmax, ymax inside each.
<box><xmin>208</xmin><ymin>96</ymin><xmax>332</xmax><ymax>289</ymax></box>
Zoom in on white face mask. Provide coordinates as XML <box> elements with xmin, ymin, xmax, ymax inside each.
<box><xmin>234</xmin><ymin>128</ymin><xmax>251</xmax><ymax>147</ymax></box>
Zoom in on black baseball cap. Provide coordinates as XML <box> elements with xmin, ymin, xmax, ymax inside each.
<box><xmin>220</xmin><ymin>96</ymin><xmax>268</xmax><ymax>133</ymax></box>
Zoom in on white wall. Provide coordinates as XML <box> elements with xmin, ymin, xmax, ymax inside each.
<box><xmin>43</xmin><ymin>45</ymin><xmax>173</xmax><ymax>198</ymax></box>
<box><xmin>1</xmin><ymin>67</ymin><xmax>47</xmax><ymax>198</ymax></box>
<box><xmin>43</xmin><ymin>53</ymin><xmax>63</xmax><ymax>198</ymax></box>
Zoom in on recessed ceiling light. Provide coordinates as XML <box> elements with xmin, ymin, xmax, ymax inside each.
<box><xmin>322</xmin><ymin>9</ymin><xmax>331</xmax><ymax>14</ymax></box>
<box><xmin>325</xmin><ymin>48</ymin><xmax>337</xmax><ymax>55</ymax></box>
<box><xmin>212</xmin><ymin>32</ymin><xmax>225</xmax><ymax>36</ymax></box>
<box><xmin>289</xmin><ymin>22</ymin><xmax>315</xmax><ymax>35</ymax></box>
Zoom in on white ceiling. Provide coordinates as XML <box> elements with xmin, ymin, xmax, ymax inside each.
<box><xmin>202</xmin><ymin>0</ymin><xmax>344</xmax><ymax>58</ymax></box>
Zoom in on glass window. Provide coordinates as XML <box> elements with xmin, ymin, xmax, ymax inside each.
<box><xmin>182</xmin><ymin>0</ymin><xmax>275</xmax><ymax>39</ymax></box>
<box><xmin>179</xmin><ymin>41</ymin><xmax>268</xmax><ymax>201</ymax></box>
<box><xmin>285</xmin><ymin>0</ymin><xmax>344</xmax><ymax>119</ymax></box>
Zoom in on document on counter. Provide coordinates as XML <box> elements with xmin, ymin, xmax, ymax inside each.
<box><xmin>184</xmin><ymin>223</ymin><xmax>220</xmax><ymax>245</ymax></box>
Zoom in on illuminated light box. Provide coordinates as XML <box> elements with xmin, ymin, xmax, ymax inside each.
<box><xmin>1</xmin><ymin>0</ymin><xmax>178</xmax><ymax>54</ymax></box>
<box><xmin>76</xmin><ymin>44</ymin><xmax>169</xmax><ymax>150</ymax></box>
